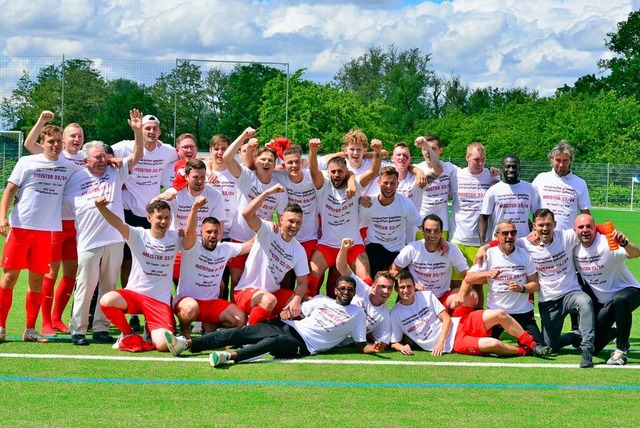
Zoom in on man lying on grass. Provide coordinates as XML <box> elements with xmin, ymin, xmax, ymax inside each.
<box><xmin>165</xmin><ymin>276</ymin><xmax>384</xmax><ymax>367</ymax></box>
<box><xmin>390</xmin><ymin>270</ymin><xmax>551</xmax><ymax>358</ymax></box>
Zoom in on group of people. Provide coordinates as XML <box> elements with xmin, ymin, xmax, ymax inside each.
<box><xmin>1</xmin><ymin>109</ymin><xmax>638</xmax><ymax>369</ymax></box>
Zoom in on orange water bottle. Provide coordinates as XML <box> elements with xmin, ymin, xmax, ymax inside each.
<box><xmin>604</xmin><ymin>220</ymin><xmax>619</xmax><ymax>251</ymax></box>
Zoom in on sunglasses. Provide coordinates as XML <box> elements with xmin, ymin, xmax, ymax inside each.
<box><xmin>497</xmin><ymin>230</ymin><xmax>517</xmax><ymax>237</ymax></box>
<box><xmin>335</xmin><ymin>286</ymin><xmax>356</xmax><ymax>293</ymax></box>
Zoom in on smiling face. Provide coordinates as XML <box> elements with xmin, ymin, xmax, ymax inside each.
<box><xmin>574</xmin><ymin>214</ymin><xmax>597</xmax><ymax>247</ymax></box>
<box><xmin>422</xmin><ymin>218</ymin><xmax>443</xmax><ymax>251</ymax></box>
<box><xmin>147</xmin><ymin>208</ymin><xmax>172</xmax><ymax>238</ymax></box>
<box><xmin>327</xmin><ymin>161</ymin><xmax>349</xmax><ymax>189</ymax></box>
<box><xmin>344</xmin><ymin>143</ymin><xmax>365</xmax><ymax>169</ymax></box>
<box><xmin>533</xmin><ymin>213</ymin><xmax>556</xmax><ymax>245</ymax></box>
<box><xmin>84</xmin><ymin>145</ymin><xmax>107</xmax><ymax>176</ymax></box>
<box><xmin>63</xmin><ymin>125</ymin><xmax>84</xmax><ymax>155</ymax></box>
<box><xmin>177</xmin><ymin>137</ymin><xmax>197</xmax><ymax>161</ymax></box>
<box><xmin>501</xmin><ymin>156</ymin><xmax>520</xmax><ymax>184</ymax></box>
<box><xmin>335</xmin><ymin>279</ymin><xmax>357</xmax><ymax>306</ymax></box>
<box><xmin>395</xmin><ymin>277</ymin><xmax>416</xmax><ymax>305</ymax></box>
<box><xmin>552</xmin><ymin>153</ymin><xmax>572</xmax><ymax>177</ymax></box>
<box><xmin>254</xmin><ymin>150</ymin><xmax>276</xmax><ymax>176</ymax></box>
<box><xmin>378</xmin><ymin>172</ymin><xmax>398</xmax><ymax>199</ymax></box>
<box><xmin>283</xmin><ymin>152</ymin><xmax>303</xmax><ymax>180</ymax></box>
<box><xmin>495</xmin><ymin>221</ymin><xmax>518</xmax><ymax>254</ymax></box>
<box><xmin>371</xmin><ymin>275</ymin><xmax>394</xmax><ymax>304</ymax></box>
<box><xmin>186</xmin><ymin>167</ymin><xmax>206</xmax><ymax>194</ymax></box>
<box><xmin>279</xmin><ymin>211</ymin><xmax>302</xmax><ymax>242</ymax></box>
<box><xmin>201</xmin><ymin>221</ymin><xmax>221</xmax><ymax>251</ymax></box>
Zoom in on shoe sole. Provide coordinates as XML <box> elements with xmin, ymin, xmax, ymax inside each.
<box><xmin>23</xmin><ymin>336</ymin><xmax>49</xmax><ymax>343</ymax></box>
<box><xmin>164</xmin><ymin>331</ymin><xmax>182</xmax><ymax>356</ymax></box>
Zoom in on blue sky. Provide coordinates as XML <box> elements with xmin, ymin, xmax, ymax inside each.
<box><xmin>0</xmin><ymin>0</ymin><xmax>638</xmax><ymax>104</ymax></box>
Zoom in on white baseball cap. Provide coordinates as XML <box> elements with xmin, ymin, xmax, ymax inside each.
<box><xmin>142</xmin><ymin>115</ymin><xmax>160</xmax><ymax>125</ymax></box>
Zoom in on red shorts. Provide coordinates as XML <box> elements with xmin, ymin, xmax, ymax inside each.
<box><xmin>1</xmin><ymin>228</ymin><xmax>52</xmax><ymax>274</ymax></box>
<box><xmin>453</xmin><ymin>309</ymin><xmax>492</xmax><ymax>355</ymax></box>
<box><xmin>116</xmin><ymin>289</ymin><xmax>175</xmax><ymax>333</ymax></box>
<box><xmin>234</xmin><ymin>288</ymin><xmax>295</xmax><ymax>315</ymax></box>
<box><xmin>50</xmin><ymin>220</ymin><xmax>78</xmax><ymax>262</ymax></box>
<box><xmin>300</xmin><ymin>239</ymin><xmax>318</xmax><ymax>261</ymax></box>
<box><xmin>173</xmin><ymin>297</ymin><xmax>232</xmax><ymax>324</ymax></box>
<box><xmin>315</xmin><ymin>243</ymin><xmax>365</xmax><ymax>268</ymax></box>
<box><xmin>172</xmin><ymin>252</ymin><xmax>182</xmax><ymax>280</ymax></box>
<box><xmin>226</xmin><ymin>240</ymin><xmax>248</xmax><ymax>269</ymax></box>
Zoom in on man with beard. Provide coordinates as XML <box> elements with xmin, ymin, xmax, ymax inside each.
<box><xmin>479</xmin><ymin>155</ymin><xmax>541</xmax><ymax>244</ymax></box>
<box><xmin>171</xmin><ymin>196</ymin><xmax>251</xmax><ymax>338</ymax></box>
<box><xmin>360</xmin><ymin>166</ymin><xmax>422</xmax><ymax>278</ymax></box>
<box><xmin>573</xmin><ymin>214</ymin><xmax>640</xmax><ymax>366</ymax></box>
<box><xmin>165</xmin><ymin>275</ymin><xmax>383</xmax><ymax>366</ymax></box>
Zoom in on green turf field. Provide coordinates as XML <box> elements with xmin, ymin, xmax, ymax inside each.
<box><xmin>0</xmin><ymin>208</ymin><xmax>639</xmax><ymax>427</ymax></box>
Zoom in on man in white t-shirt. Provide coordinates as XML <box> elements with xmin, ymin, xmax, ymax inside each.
<box><xmin>23</xmin><ymin>111</ymin><xmax>87</xmax><ymax>336</ymax></box>
<box><xmin>96</xmin><ymin>198</ymin><xmax>184</xmax><ymax>352</ymax></box>
<box><xmin>112</xmin><ymin>113</ymin><xmax>178</xmax><ymax>332</ymax></box>
<box><xmin>390</xmin><ymin>270</ymin><xmax>550</xmax><ymax>357</ymax></box>
<box><xmin>337</xmin><ymin>238</ymin><xmax>392</xmax><ymax>349</ymax></box>
<box><xmin>0</xmin><ymin>123</ymin><xmax>79</xmax><ymax>343</ymax></box>
<box><xmin>479</xmin><ymin>155</ymin><xmax>541</xmax><ymax>243</ymax></box>
<box><xmin>171</xmin><ymin>196</ymin><xmax>251</xmax><ymax>338</ymax></box>
<box><xmin>449</xmin><ymin>142</ymin><xmax>499</xmax><ymax>301</ymax></box>
<box><xmin>414</xmin><ymin>134</ymin><xmax>454</xmax><ymax>240</ymax></box>
<box><xmin>233</xmin><ymin>184</ymin><xmax>309</xmax><ymax>325</ymax></box>
<box><xmin>165</xmin><ymin>275</ymin><xmax>384</xmax><ymax>366</ymax></box>
<box><xmin>306</xmin><ymin>138</ymin><xmax>381</xmax><ymax>297</ymax></box>
<box><xmin>223</xmin><ymin>128</ymin><xmax>288</xmax><ymax>294</ymax></box>
<box><xmin>360</xmin><ymin>166</ymin><xmax>422</xmax><ymax>278</ymax></box>
<box><xmin>454</xmin><ymin>219</ymin><xmax>547</xmax><ymax>347</ymax></box>
<box><xmin>391</xmin><ymin>214</ymin><xmax>469</xmax><ymax>307</ymax></box>
<box><xmin>64</xmin><ymin>110</ymin><xmax>145</xmax><ymax>346</ymax></box>
<box><xmin>533</xmin><ymin>141</ymin><xmax>591</xmax><ymax>231</ymax></box>
<box><xmin>573</xmin><ymin>214</ymin><xmax>640</xmax><ymax>366</ymax></box>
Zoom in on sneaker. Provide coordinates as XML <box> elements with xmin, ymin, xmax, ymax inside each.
<box><xmin>531</xmin><ymin>344</ymin><xmax>552</xmax><ymax>358</ymax></box>
<box><xmin>209</xmin><ymin>351</ymin><xmax>231</xmax><ymax>367</ymax></box>
<box><xmin>23</xmin><ymin>328</ymin><xmax>50</xmax><ymax>343</ymax></box>
<box><xmin>112</xmin><ymin>333</ymin><xmax>124</xmax><ymax>349</ymax></box>
<box><xmin>72</xmin><ymin>334</ymin><xmax>90</xmax><ymax>346</ymax></box>
<box><xmin>606</xmin><ymin>349</ymin><xmax>628</xmax><ymax>366</ymax></box>
<box><xmin>164</xmin><ymin>331</ymin><xmax>188</xmax><ymax>357</ymax></box>
<box><xmin>129</xmin><ymin>315</ymin><xmax>142</xmax><ymax>333</ymax></box>
<box><xmin>92</xmin><ymin>331</ymin><xmax>116</xmax><ymax>344</ymax></box>
<box><xmin>580</xmin><ymin>348</ymin><xmax>594</xmax><ymax>368</ymax></box>
<box><xmin>0</xmin><ymin>327</ymin><xmax>6</xmax><ymax>342</ymax></box>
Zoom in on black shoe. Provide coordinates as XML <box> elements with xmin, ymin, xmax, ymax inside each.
<box><xmin>580</xmin><ymin>349</ymin><xmax>594</xmax><ymax>368</ymax></box>
<box><xmin>92</xmin><ymin>331</ymin><xmax>116</xmax><ymax>344</ymax></box>
<box><xmin>532</xmin><ymin>344</ymin><xmax>552</xmax><ymax>358</ymax></box>
<box><xmin>129</xmin><ymin>315</ymin><xmax>142</xmax><ymax>333</ymax></box>
<box><xmin>72</xmin><ymin>334</ymin><xmax>90</xmax><ymax>346</ymax></box>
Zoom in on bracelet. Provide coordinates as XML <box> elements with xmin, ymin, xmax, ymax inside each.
<box><xmin>621</xmin><ymin>240</ymin><xmax>629</xmax><ymax>247</ymax></box>
<box><xmin>520</xmin><ymin>284</ymin><xmax>526</xmax><ymax>293</ymax></box>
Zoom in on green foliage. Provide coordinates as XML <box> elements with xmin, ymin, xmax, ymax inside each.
<box><xmin>599</xmin><ymin>10</ymin><xmax>640</xmax><ymax>99</ymax></box>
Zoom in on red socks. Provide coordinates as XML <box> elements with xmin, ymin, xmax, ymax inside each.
<box><xmin>25</xmin><ymin>291</ymin><xmax>43</xmax><ymax>329</ymax></box>
<box><xmin>100</xmin><ymin>304</ymin><xmax>133</xmax><ymax>336</ymax></box>
<box><xmin>52</xmin><ymin>275</ymin><xmax>74</xmax><ymax>328</ymax></box>
<box><xmin>306</xmin><ymin>275</ymin><xmax>321</xmax><ymax>297</ymax></box>
<box><xmin>41</xmin><ymin>277</ymin><xmax>56</xmax><ymax>332</ymax></box>
<box><xmin>517</xmin><ymin>331</ymin><xmax>537</xmax><ymax>351</ymax></box>
<box><xmin>247</xmin><ymin>306</ymin><xmax>272</xmax><ymax>325</ymax></box>
<box><xmin>0</xmin><ymin>287</ymin><xmax>14</xmax><ymax>327</ymax></box>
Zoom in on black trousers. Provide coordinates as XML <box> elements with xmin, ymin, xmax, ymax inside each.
<box><xmin>491</xmin><ymin>310</ymin><xmax>546</xmax><ymax>345</ymax></box>
<box><xmin>190</xmin><ymin>319</ymin><xmax>310</xmax><ymax>362</ymax></box>
<box><xmin>593</xmin><ymin>287</ymin><xmax>640</xmax><ymax>353</ymax></box>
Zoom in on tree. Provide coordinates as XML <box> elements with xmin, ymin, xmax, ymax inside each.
<box><xmin>598</xmin><ymin>10</ymin><xmax>640</xmax><ymax>98</ymax></box>
<box><xmin>0</xmin><ymin>59</ymin><xmax>108</xmax><ymax>139</ymax></box>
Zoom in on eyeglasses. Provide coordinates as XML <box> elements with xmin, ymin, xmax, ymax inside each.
<box><xmin>497</xmin><ymin>230</ymin><xmax>517</xmax><ymax>237</ymax></box>
<box><xmin>335</xmin><ymin>286</ymin><xmax>356</xmax><ymax>293</ymax></box>
<box><xmin>179</xmin><ymin>145</ymin><xmax>196</xmax><ymax>151</ymax></box>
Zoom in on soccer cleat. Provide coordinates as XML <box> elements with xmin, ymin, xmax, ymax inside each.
<box><xmin>209</xmin><ymin>351</ymin><xmax>231</xmax><ymax>367</ymax></box>
<box><xmin>531</xmin><ymin>344</ymin><xmax>552</xmax><ymax>358</ymax></box>
<box><xmin>0</xmin><ymin>327</ymin><xmax>6</xmax><ymax>342</ymax></box>
<box><xmin>112</xmin><ymin>333</ymin><xmax>124</xmax><ymax>349</ymax></box>
<box><xmin>23</xmin><ymin>328</ymin><xmax>50</xmax><ymax>343</ymax></box>
<box><xmin>164</xmin><ymin>331</ymin><xmax>188</xmax><ymax>357</ymax></box>
<box><xmin>606</xmin><ymin>349</ymin><xmax>628</xmax><ymax>366</ymax></box>
<box><xmin>579</xmin><ymin>348</ymin><xmax>594</xmax><ymax>368</ymax></box>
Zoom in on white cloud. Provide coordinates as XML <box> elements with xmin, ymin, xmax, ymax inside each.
<box><xmin>0</xmin><ymin>0</ymin><xmax>637</xmax><ymax>99</ymax></box>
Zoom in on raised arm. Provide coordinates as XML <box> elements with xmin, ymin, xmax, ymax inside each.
<box><xmin>358</xmin><ymin>139</ymin><xmax>383</xmax><ymax>188</ymax></box>
<box><xmin>308</xmin><ymin>138</ymin><xmax>324</xmax><ymax>190</ymax></box>
<box><xmin>336</xmin><ymin>238</ymin><xmax>355</xmax><ymax>276</ymax></box>
<box><xmin>223</xmin><ymin>127</ymin><xmax>256</xmax><ymax>179</ymax></box>
<box><xmin>613</xmin><ymin>229</ymin><xmax>640</xmax><ymax>259</ymax></box>
<box><xmin>94</xmin><ymin>196</ymin><xmax>129</xmax><ymax>240</ymax></box>
<box><xmin>24</xmin><ymin>111</ymin><xmax>55</xmax><ymax>154</ymax></box>
<box><xmin>182</xmin><ymin>196</ymin><xmax>207</xmax><ymax>251</ymax></box>
<box><xmin>242</xmin><ymin>183</ymin><xmax>285</xmax><ymax>232</ymax></box>
<box><xmin>125</xmin><ymin>109</ymin><xmax>144</xmax><ymax>172</ymax></box>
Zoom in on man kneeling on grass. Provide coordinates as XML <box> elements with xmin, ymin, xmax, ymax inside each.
<box><xmin>165</xmin><ymin>276</ymin><xmax>384</xmax><ymax>366</ymax></box>
<box><xmin>390</xmin><ymin>270</ymin><xmax>551</xmax><ymax>358</ymax></box>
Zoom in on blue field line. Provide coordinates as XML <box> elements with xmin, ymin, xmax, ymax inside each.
<box><xmin>1</xmin><ymin>375</ymin><xmax>639</xmax><ymax>390</ymax></box>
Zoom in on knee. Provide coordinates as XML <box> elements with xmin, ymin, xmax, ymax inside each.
<box><xmin>177</xmin><ymin>299</ymin><xmax>198</xmax><ymax>320</ymax></box>
<box><xmin>494</xmin><ymin>308</ymin><xmax>509</xmax><ymax>322</ymax></box>
<box><xmin>258</xmin><ymin>293</ymin><xmax>277</xmax><ymax>311</ymax></box>
<box><xmin>99</xmin><ymin>291</ymin><xmax>118</xmax><ymax>307</ymax></box>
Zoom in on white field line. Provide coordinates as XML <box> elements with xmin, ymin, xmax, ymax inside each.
<box><xmin>1</xmin><ymin>352</ymin><xmax>638</xmax><ymax>369</ymax></box>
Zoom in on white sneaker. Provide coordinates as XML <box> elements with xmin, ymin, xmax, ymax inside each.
<box><xmin>0</xmin><ymin>327</ymin><xmax>6</xmax><ymax>342</ymax></box>
<box><xmin>23</xmin><ymin>328</ymin><xmax>49</xmax><ymax>343</ymax></box>
<box><xmin>164</xmin><ymin>331</ymin><xmax>188</xmax><ymax>356</ymax></box>
<box><xmin>112</xmin><ymin>333</ymin><xmax>124</xmax><ymax>349</ymax></box>
<box><xmin>210</xmin><ymin>351</ymin><xmax>231</xmax><ymax>367</ymax></box>
<box><xmin>606</xmin><ymin>349</ymin><xmax>628</xmax><ymax>366</ymax></box>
